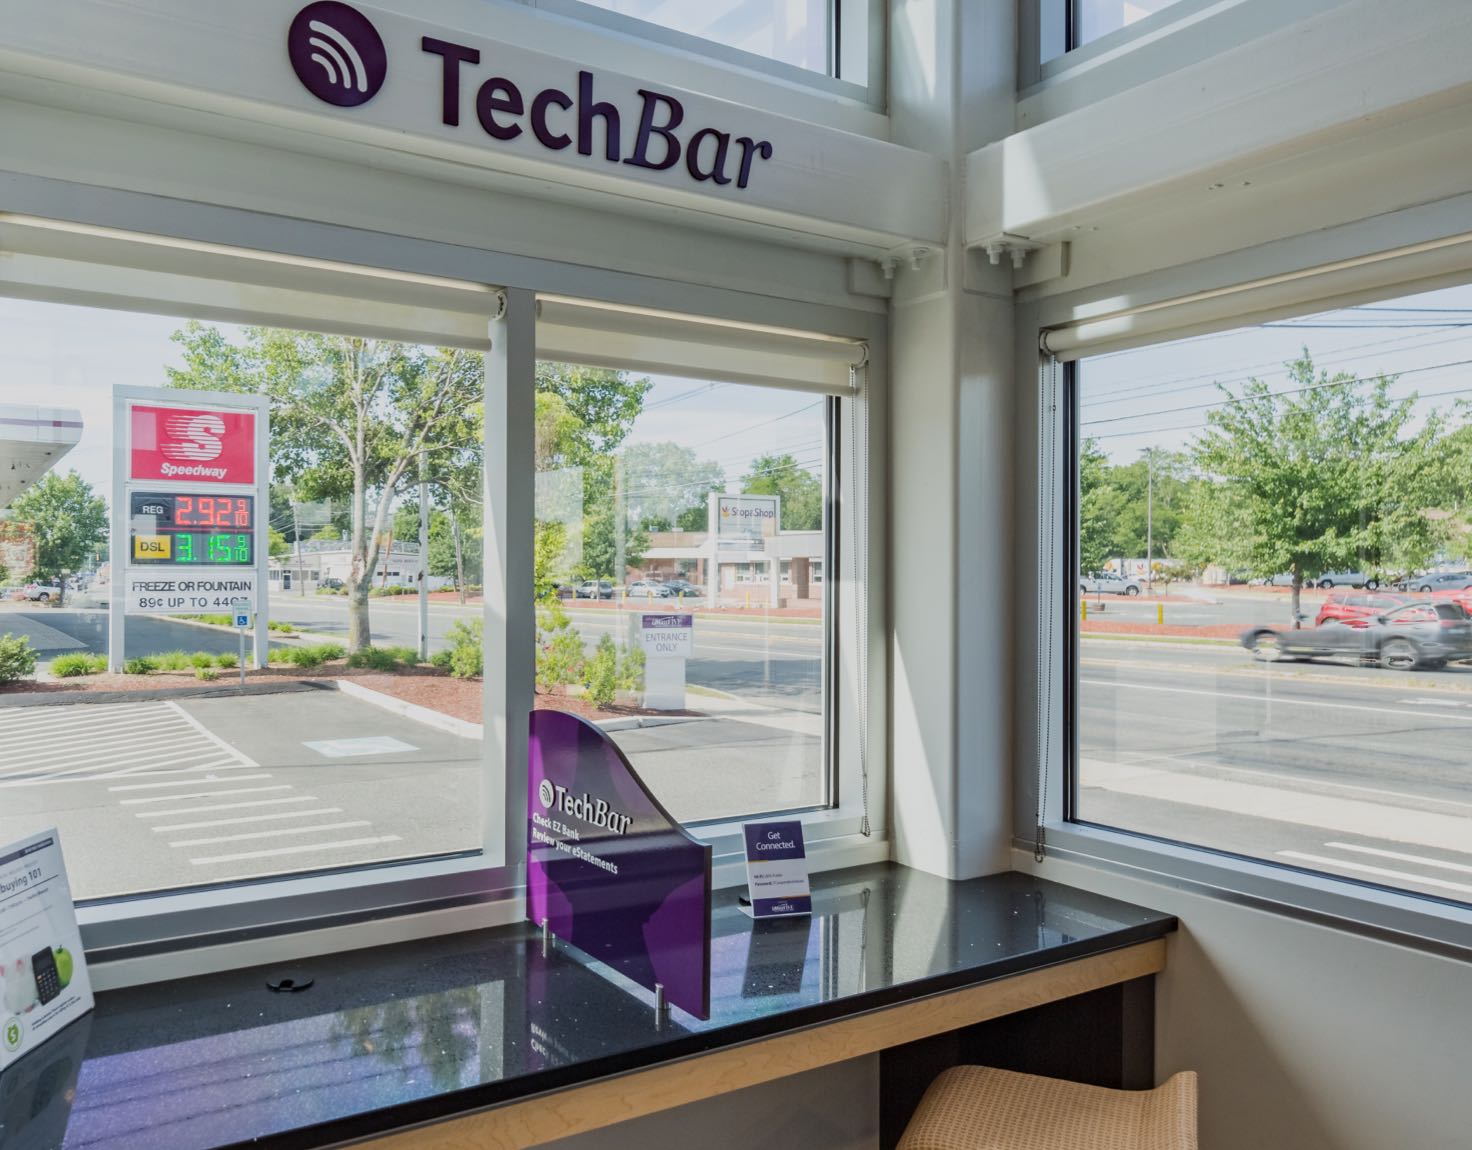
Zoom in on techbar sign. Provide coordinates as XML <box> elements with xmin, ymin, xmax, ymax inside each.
<box><xmin>286</xmin><ymin>2</ymin><xmax>775</xmax><ymax>190</ymax></box>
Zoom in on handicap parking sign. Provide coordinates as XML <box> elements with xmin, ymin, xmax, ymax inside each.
<box><xmin>233</xmin><ymin>598</ymin><xmax>253</xmax><ymax>629</ymax></box>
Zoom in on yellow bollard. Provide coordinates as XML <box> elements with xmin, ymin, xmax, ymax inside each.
<box><xmin>1157</xmin><ymin>603</ymin><xmax>1164</xmax><ymax>625</ymax></box>
<box><xmin>745</xmin><ymin>590</ymin><xmax>751</xmax><ymax>609</ymax></box>
<box><xmin>1081</xmin><ymin>600</ymin><xmax>1088</xmax><ymax>622</ymax></box>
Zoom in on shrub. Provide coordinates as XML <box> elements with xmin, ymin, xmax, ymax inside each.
<box><xmin>215</xmin><ymin>651</ymin><xmax>239</xmax><ymax>669</ymax></box>
<box><xmin>50</xmin><ymin>652</ymin><xmax>107</xmax><ymax>678</ymax></box>
<box><xmin>154</xmin><ymin>650</ymin><xmax>191</xmax><ymax>671</ymax></box>
<box><xmin>267</xmin><ymin>620</ymin><xmax>296</xmax><ymax>633</ymax></box>
<box><xmin>195</xmin><ymin>667</ymin><xmax>219</xmax><ymax>681</ymax></box>
<box><xmin>429</xmin><ymin>648</ymin><xmax>454</xmax><ymax>670</ymax></box>
<box><xmin>443</xmin><ymin>619</ymin><xmax>483</xmax><ymax>679</ymax></box>
<box><xmin>123</xmin><ymin>656</ymin><xmax>158</xmax><ymax>675</ymax></box>
<box><xmin>383</xmin><ymin>644</ymin><xmax>420</xmax><ymax>665</ymax></box>
<box><xmin>0</xmin><ymin>634</ymin><xmax>38</xmax><ymax>684</ymax></box>
<box><xmin>309</xmin><ymin>641</ymin><xmax>345</xmax><ymax>662</ymax></box>
<box><xmin>536</xmin><ymin>602</ymin><xmax>585</xmax><ymax>692</ymax></box>
<box><xmin>346</xmin><ymin>646</ymin><xmax>400</xmax><ymax>671</ymax></box>
<box><xmin>583</xmin><ymin>635</ymin><xmax>621</xmax><ymax>709</ymax></box>
<box><xmin>190</xmin><ymin>651</ymin><xmax>216</xmax><ymax>669</ymax></box>
<box><xmin>281</xmin><ymin>646</ymin><xmax>325</xmax><ymax>669</ymax></box>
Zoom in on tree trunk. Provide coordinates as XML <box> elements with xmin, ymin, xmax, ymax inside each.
<box><xmin>451</xmin><ymin>508</ymin><xmax>466</xmax><ymax>606</ymax></box>
<box><xmin>348</xmin><ymin>456</ymin><xmax>371</xmax><ymax>651</ymax></box>
<box><xmin>1291</xmin><ymin>571</ymin><xmax>1302</xmax><ymax>628</ymax></box>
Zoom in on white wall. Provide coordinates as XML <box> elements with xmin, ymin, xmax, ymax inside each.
<box><xmin>1015</xmin><ymin>852</ymin><xmax>1472</xmax><ymax>1150</ymax></box>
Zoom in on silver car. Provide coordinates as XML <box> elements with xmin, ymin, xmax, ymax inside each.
<box><xmin>1080</xmin><ymin>571</ymin><xmax>1142</xmax><ymax>597</ymax></box>
<box><xmin>1240</xmin><ymin>602</ymin><xmax>1472</xmax><ymax>670</ymax></box>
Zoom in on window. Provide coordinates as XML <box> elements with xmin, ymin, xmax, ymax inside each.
<box><xmin>552</xmin><ymin>0</ymin><xmax>876</xmax><ymax>88</ymax></box>
<box><xmin>0</xmin><ymin>297</ymin><xmax>490</xmax><ymax>902</ymax></box>
<box><xmin>1068</xmin><ymin>283</ymin><xmax>1472</xmax><ymax>908</ymax></box>
<box><xmin>533</xmin><ymin>365</ymin><xmax>831</xmax><ymax>824</ymax></box>
<box><xmin>1040</xmin><ymin>0</ymin><xmax>1186</xmax><ymax>65</ymax></box>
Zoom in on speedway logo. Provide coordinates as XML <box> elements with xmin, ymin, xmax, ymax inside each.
<box><xmin>130</xmin><ymin>405</ymin><xmax>255</xmax><ymax>484</ymax></box>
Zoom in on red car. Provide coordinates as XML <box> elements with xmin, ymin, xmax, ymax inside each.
<box><xmin>1314</xmin><ymin>591</ymin><xmax>1409</xmax><ymax>628</ymax></box>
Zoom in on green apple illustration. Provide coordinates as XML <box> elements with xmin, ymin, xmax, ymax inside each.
<box><xmin>52</xmin><ymin>947</ymin><xmax>73</xmax><ymax>989</ymax></box>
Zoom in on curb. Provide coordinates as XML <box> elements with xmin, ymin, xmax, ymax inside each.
<box><xmin>334</xmin><ymin>678</ymin><xmax>484</xmax><ymax>740</ymax></box>
<box><xmin>594</xmin><ymin>714</ymin><xmax>707</xmax><ymax>732</ymax></box>
<box><xmin>0</xmin><ymin>679</ymin><xmax>326</xmax><ymax>709</ymax></box>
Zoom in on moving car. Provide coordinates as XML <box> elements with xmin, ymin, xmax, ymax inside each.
<box><xmin>575</xmin><ymin>579</ymin><xmax>615</xmax><ymax>599</ymax></box>
<box><xmin>627</xmin><ymin>580</ymin><xmax>674</xmax><ymax>598</ymax></box>
<box><xmin>1080</xmin><ymin>571</ymin><xmax>1142</xmax><ymax>596</ymax></box>
<box><xmin>1241</xmin><ymin>601</ymin><xmax>1472</xmax><ymax>670</ymax></box>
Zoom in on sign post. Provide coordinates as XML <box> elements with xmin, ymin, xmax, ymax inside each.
<box><xmin>633</xmin><ymin>613</ymin><xmax>693</xmax><ymax>710</ymax></box>
<box><xmin>110</xmin><ymin>387</ymin><xmax>269</xmax><ymax>672</ymax></box>
<box><xmin>234</xmin><ymin>600</ymin><xmax>253</xmax><ymax>686</ymax></box>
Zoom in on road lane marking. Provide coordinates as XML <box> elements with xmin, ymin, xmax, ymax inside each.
<box><xmin>1276</xmin><ymin>851</ymin><xmax>1472</xmax><ymax>896</ymax></box>
<box><xmin>1080</xmin><ymin>678</ymin><xmax>1472</xmax><ymax>723</ymax></box>
<box><xmin>151</xmin><ymin>808</ymin><xmax>344</xmax><ymax>831</ymax></box>
<box><xmin>0</xmin><ymin>702</ymin><xmax>161</xmax><ymax>729</ymax></box>
<box><xmin>133</xmin><ymin>796</ymin><xmax>322</xmax><ymax>818</ymax></box>
<box><xmin>168</xmin><ymin>821</ymin><xmax>371</xmax><ymax>848</ymax></box>
<box><xmin>169</xmin><ymin>700</ymin><xmax>260</xmax><ymax>767</ymax></box>
<box><xmin>109</xmin><ymin>774</ymin><xmax>274</xmax><ymax>792</ymax></box>
<box><xmin>1322</xmin><ymin>841</ymin><xmax>1472</xmax><ymax>875</ymax></box>
<box><xmin>0</xmin><ymin>712</ymin><xmax>177</xmax><ymax>751</ymax></box>
<box><xmin>188</xmin><ymin>835</ymin><xmax>402</xmax><ymax>865</ymax></box>
<box><xmin>121</xmin><ymin>784</ymin><xmax>292</xmax><ymax>805</ymax></box>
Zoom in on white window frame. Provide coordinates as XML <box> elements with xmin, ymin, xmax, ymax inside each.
<box><xmin>528</xmin><ymin>0</ymin><xmax>886</xmax><ymax>109</ymax></box>
<box><xmin>0</xmin><ymin>192</ymin><xmax>886</xmax><ymax>984</ymax></box>
<box><xmin>1024</xmin><ymin>291</ymin><xmax>1472</xmax><ymax>963</ymax></box>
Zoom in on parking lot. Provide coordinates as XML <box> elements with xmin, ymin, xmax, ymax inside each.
<box><xmin>0</xmin><ymin>686</ymin><xmax>481</xmax><ymax>898</ymax></box>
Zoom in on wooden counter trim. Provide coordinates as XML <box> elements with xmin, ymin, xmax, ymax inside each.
<box><xmin>360</xmin><ymin>938</ymin><xmax>1167</xmax><ymax>1150</ymax></box>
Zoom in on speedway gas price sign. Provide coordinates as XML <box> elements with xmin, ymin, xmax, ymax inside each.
<box><xmin>129</xmin><ymin>492</ymin><xmax>255</xmax><ymax>566</ymax></box>
<box><xmin>110</xmin><ymin>388</ymin><xmax>269</xmax><ymax>665</ymax></box>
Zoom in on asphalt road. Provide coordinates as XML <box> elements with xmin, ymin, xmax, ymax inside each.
<box><xmin>265</xmin><ymin>596</ymin><xmax>827</xmax><ymax>714</ymax></box>
<box><xmin>1078</xmin><ymin>638</ymin><xmax>1472</xmax><ymax>902</ymax></box>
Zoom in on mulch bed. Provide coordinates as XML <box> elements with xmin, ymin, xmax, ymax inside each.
<box><xmin>0</xmin><ymin>663</ymin><xmax>700</xmax><ymax>725</ymax></box>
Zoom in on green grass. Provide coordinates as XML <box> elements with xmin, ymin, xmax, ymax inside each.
<box><xmin>215</xmin><ymin>651</ymin><xmax>239</xmax><ymax>669</ymax></box>
<box><xmin>154</xmin><ymin>650</ymin><xmax>193</xmax><ymax>670</ymax></box>
<box><xmin>50</xmin><ymin>652</ymin><xmax>108</xmax><ymax>677</ymax></box>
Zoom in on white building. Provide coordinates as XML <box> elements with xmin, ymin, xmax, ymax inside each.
<box><xmin>3</xmin><ymin>4</ymin><xmax>1469</xmax><ymax>1148</ymax></box>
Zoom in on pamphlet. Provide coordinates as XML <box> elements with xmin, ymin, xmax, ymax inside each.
<box><xmin>741</xmin><ymin>820</ymin><xmax>811</xmax><ymax>918</ymax></box>
<box><xmin>0</xmin><ymin>829</ymin><xmax>94</xmax><ymax>1072</ymax></box>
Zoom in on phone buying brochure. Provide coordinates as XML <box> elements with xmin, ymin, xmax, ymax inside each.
<box><xmin>0</xmin><ymin>828</ymin><xmax>94</xmax><ymax>1071</ymax></box>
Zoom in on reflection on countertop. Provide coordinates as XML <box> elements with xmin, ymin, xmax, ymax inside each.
<box><xmin>0</xmin><ymin>864</ymin><xmax>1174</xmax><ymax>1150</ymax></box>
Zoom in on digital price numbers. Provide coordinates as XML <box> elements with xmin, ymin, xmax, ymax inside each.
<box><xmin>130</xmin><ymin>492</ymin><xmax>255</xmax><ymax>567</ymax></box>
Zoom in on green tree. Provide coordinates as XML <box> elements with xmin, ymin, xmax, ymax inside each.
<box><xmin>742</xmin><ymin>453</ymin><xmax>823</xmax><ymax>531</ymax></box>
<box><xmin>268</xmin><ymin>527</ymin><xmax>290</xmax><ymax>558</ymax></box>
<box><xmin>10</xmin><ymin>471</ymin><xmax>108</xmax><ymax>605</ymax></box>
<box><xmin>1189</xmin><ymin>352</ymin><xmax>1438</xmax><ymax>619</ymax></box>
<box><xmin>1078</xmin><ymin>438</ymin><xmax>1115</xmax><ymax>574</ymax></box>
<box><xmin>620</xmin><ymin>441</ymin><xmax>725</xmax><ymax>533</ymax></box>
<box><xmin>167</xmin><ymin>323</ymin><xmax>483</xmax><ymax>650</ymax></box>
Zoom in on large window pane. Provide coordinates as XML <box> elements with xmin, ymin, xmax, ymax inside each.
<box><xmin>577</xmin><ymin>0</ymin><xmax>831</xmax><ymax>74</ymax></box>
<box><xmin>1043</xmin><ymin>0</ymin><xmax>1184</xmax><ymax>63</ymax></box>
<box><xmin>534</xmin><ymin>364</ymin><xmax>829</xmax><ymax>823</ymax></box>
<box><xmin>1072</xmin><ymin>284</ymin><xmax>1472</xmax><ymax>906</ymax></box>
<box><xmin>0</xmin><ymin>299</ymin><xmax>488</xmax><ymax>899</ymax></box>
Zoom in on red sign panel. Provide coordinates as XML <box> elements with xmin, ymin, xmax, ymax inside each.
<box><xmin>130</xmin><ymin>405</ymin><xmax>256</xmax><ymax>484</ymax></box>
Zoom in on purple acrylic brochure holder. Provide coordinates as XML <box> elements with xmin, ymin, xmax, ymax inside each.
<box><xmin>527</xmin><ymin>709</ymin><xmax>712</xmax><ymax>1018</ymax></box>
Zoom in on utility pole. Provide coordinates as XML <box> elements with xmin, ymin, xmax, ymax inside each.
<box><xmin>293</xmin><ymin>503</ymin><xmax>304</xmax><ymax>596</ymax></box>
<box><xmin>1145</xmin><ymin>448</ymin><xmax>1154</xmax><ymax>593</ymax></box>
<box><xmin>417</xmin><ymin>448</ymin><xmax>429</xmax><ymax>663</ymax></box>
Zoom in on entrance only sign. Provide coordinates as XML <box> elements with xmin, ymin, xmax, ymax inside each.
<box><xmin>636</xmin><ymin>614</ymin><xmax>694</xmax><ymax>657</ymax></box>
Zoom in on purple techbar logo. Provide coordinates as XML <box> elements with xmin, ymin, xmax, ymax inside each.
<box><xmin>288</xmin><ymin>2</ymin><xmax>387</xmax><ymax>107</ymax></box>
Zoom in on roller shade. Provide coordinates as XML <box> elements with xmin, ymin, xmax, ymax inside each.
<box><xmin>0</xmin><ymin>214</ymin><xmax>499</xmax><ymax>349</ymax></box>
<box><xmin>536</xmin><ymin>296</ymin><xmax>866</xmax><ymax>394</ymax></box>
<box><xmin>1040</xmin><ymin>230</ymin><xmax>1472</xmax><ymax>361</ymax></box>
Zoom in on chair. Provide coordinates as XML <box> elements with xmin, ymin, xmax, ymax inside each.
<box><xmin>897</xmin><ymin>1065</ymin><xmax>1198</xmax><ymax>1150</ymax></box>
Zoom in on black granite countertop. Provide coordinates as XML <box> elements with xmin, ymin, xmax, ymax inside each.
<box><xmin>0</xmin><ymin>864</ymin><xmax>1175</xmax><ymax>1150</ymax></box>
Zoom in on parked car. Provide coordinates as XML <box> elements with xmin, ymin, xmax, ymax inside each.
<box><xmin>1080</xmin><ymin>571</ymin><xmax>1142</xmax><ymax>596</ymax></box>
<box><xmin>1314</xmin><ymin>571</ymin><xmax>1380</xmax><ymax>589</ymax></box>
<box><xmin>1241</xmin><ymin>601</ymin><xmax>1472</xmax><ymax>670</ymax></box>
<box><xmin>1314</xmin><ymin>592</ymin><xmax>1409</xmax><ymax>628</ymax></box>
<box><xmin>575</xmin><ymin>579</ymin><xmax>615</xmax><ymax>599</ymax></box>
<box><xmin>22</xmin><ymin>581</ymin><xmax>62</xmax><ymax>602</ymax></box>
<box><xmin>627</xmin><ymin>580</ymin><xmax>674</xmax><ymax>598</ymax></box>
<box><xmin>1394</xmin><ymin>571</ymin><xmax>1472</xmax><ymax>593</ymax></box>
<box><xmin>661</xmin><ymin>579</ymin><xmax>702</xmax><ymax>597</ymax></box>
